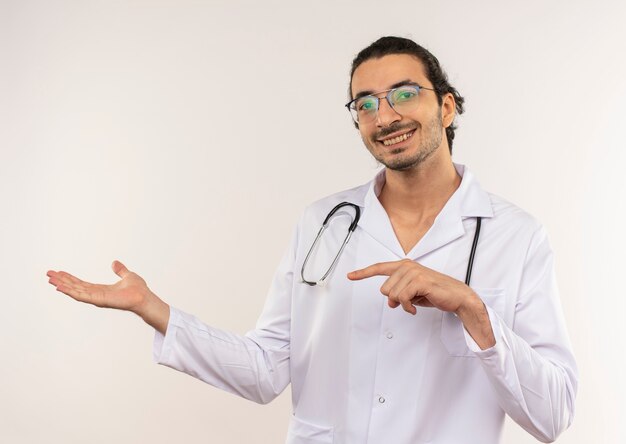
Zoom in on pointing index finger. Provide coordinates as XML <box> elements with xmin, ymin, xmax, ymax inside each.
<box><xmin>347</xmin><ymin>261</ymin><xmax>400</xmax><ymax>281</ymax></box>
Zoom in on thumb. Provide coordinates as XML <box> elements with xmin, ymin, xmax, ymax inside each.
<box><xmin>112</xmin><ymin>260</ymin><xmax>131</xmax><ymax>279</ymax></box>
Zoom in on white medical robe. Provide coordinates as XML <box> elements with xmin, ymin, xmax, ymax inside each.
<box><xmin>153</xmin><ymin>164</ymin><xmax>577</xmax><ymax>444</ymax></box>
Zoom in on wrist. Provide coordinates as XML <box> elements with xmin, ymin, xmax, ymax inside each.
<box><xmin>454</xmin><ymin>290</ymin><xmax>496</xmax><ymax>350</ymax></box>
<box><xmin>135</xmin><ymin>290</ymin><xmax>170</xmax><ymax>335</ymax></box>
<box><xmin>455</xmin><ymin>290</ymin><xmax>484</xmax><ymax>319</ymax></box>
<box><xmin>130</xmin><ymin>288</ymin><xmax>154</xmax><ymax>318</ymax></box>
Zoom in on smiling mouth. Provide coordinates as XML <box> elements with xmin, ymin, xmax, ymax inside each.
<box><xmin>380</xmin><ymin>130</ymin><xmax>415</xmax><ymax>147</ymax></box>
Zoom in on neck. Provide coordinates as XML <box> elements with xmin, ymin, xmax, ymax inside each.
<box><xmin>378</xmin><ymin>154</ymin><xmax>461</xmax><ymax>221</ymax></box>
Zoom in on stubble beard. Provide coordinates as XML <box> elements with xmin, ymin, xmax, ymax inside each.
<box><xmin>364</xmin><ymin>114</ymin><xmax>444</xmax><ymax>171</ymax></box>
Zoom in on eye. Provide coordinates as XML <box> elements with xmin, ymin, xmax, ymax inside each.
<box><xmin>356</xmin><ymin>97</ymin><xmax>377</xmax><ymax>112</ymax></box>
<box><xmin>392</xmin><ymin>87</ymin><xmax>418</xmax><ymax>103</ymax></box>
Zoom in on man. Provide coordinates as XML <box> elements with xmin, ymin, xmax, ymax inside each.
<box><xmin>47</xmin><ymin>36</ymin><xmax>577</xmax><ymax>443</ymax></box>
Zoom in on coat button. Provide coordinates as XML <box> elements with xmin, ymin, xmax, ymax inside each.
<box><xmin>378</xmin><ymin>396</ymin><xmax>385</xmax><ymax>404</ymax></box>
<box><xmin>385</xmin><ymin>331</ymin><xmax>394</xmax><ymax>339</ymax></box>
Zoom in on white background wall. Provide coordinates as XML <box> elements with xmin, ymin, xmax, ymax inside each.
<box><xmin>1</xmin><ymin>0</ymin><xmax>624</xmax><ymax>442</ymax></box>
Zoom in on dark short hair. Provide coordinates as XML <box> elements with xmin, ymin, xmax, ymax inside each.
<box><xmin>349</xmin><ymin>36</ymin><xmax>465</xmax><ymax>153</ymax></box>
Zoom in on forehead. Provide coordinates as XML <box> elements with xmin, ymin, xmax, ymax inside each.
<box><xmin>351</xmin><ymin>53</ymin><xmax>429</xmax><ymax>97</ymax></box>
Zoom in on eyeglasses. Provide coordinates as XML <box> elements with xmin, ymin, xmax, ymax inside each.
<box><xmin>345</xmin><ymin>83</ymin><xmax>435</xmax><ymax>125</ymax></box>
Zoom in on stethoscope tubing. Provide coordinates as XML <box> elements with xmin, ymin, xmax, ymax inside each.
<box><xmin>301</xmin><ymin>202</ymin><xmax>360</xmax><ymax>286</ymax></box>
<box><xmin>302</xmin><ymin>201</ymin><xmax>482</xmax><ymax>288</ymax></box>
<box><xmin>465</xmin><ymin>217</ymin><xmax>482</xmax><ymax>286</ymax></box>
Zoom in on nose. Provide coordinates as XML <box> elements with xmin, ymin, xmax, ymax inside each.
<box><xmin>375</xmin><ymin>97</ymin><xmax>401</xmax><ymax>127</ymax></box>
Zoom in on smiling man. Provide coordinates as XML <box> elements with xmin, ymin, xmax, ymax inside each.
<box><xmin>47</xmin><ymin>36</ymin><xmax>577</xmax><ymax>443</ymax></box>
<box><xmin>350</xmin><ymin>56</ymin><xmax>452</xmax><ymax>171</ymax></box>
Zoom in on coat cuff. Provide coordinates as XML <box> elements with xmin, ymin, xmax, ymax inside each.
<box><xmin>152</xmin><ymin>306</ymin><xmax>182</xmax><ymax>363</ymax></box>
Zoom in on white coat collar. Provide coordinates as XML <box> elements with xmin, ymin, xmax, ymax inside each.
<box><xmin>355</xmin><ymin>163</ymin><xmax>494</xmax><ymax>260</ymax></box>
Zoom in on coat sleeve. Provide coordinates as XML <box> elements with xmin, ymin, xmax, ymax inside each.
<box><xmin>152</xmin><ymin>222</ymin><xmax>299</xmax><ymax>405</ymax></box>
<box><xmin>463</xmin><ymin>225</ymin><xmax>578</xmax><ymax>443</ymax></box>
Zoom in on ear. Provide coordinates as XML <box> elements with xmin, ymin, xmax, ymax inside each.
<box><xmin>441</xmin><ymin>93</ymin><xmax>456</xmax><ymax>128</ymax></box>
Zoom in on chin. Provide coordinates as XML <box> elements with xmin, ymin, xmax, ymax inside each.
<box><xmin>383</xmin><ymin>146</ymin><xmax>438</xmax><ymax>171</ymax></box>
<box><xmin>384</xmin><ymin>159</ymin><xmax>419</xmax><ymax>171</ymax></box>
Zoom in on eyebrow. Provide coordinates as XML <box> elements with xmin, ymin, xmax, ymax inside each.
<box><xmin>353</xmin><ymin>79</ymin><xmax>418</xmax><ymax>100</ymax></box>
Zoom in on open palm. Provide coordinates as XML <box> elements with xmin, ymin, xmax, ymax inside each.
<box><xmin>47</xmin><ymin>260</ymin><xmax>150</xmax><ymax>313</ymax></box>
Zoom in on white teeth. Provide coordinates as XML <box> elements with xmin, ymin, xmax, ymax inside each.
<box><xmin>382</xmin><ymin>131</ymin><xmax>413</xmax><ymax>146</ymax></box>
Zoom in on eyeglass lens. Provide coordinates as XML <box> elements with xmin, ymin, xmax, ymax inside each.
<box><xmin>351</xmin><ymin>86</ymin><xmax>420</xmax><ymax>124</ymax></box>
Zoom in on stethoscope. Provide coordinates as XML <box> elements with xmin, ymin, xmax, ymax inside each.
<box><xmin>301</xmin><ymin>201</ymin><xmax>482</xmax><ymax>287</ymax></box>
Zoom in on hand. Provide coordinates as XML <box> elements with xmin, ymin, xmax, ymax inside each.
<box><xmin>47</xmin><ymin>261</ymin><xmax>170</xmax><ymax>334</ymax></box>
<box><xmin>348</xmin><ymin>259</ymin><xmax>496</xmax><ymax>349</ymax></box>
<box><xmin>347</xmin><ymin>259</ymin><xmax>475</xmax><ymax>315</ymax></box>
<box><xmin>47</xmin><ymin>260</ymin><xmax>149</xmax><ymax>312</ymax></box>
